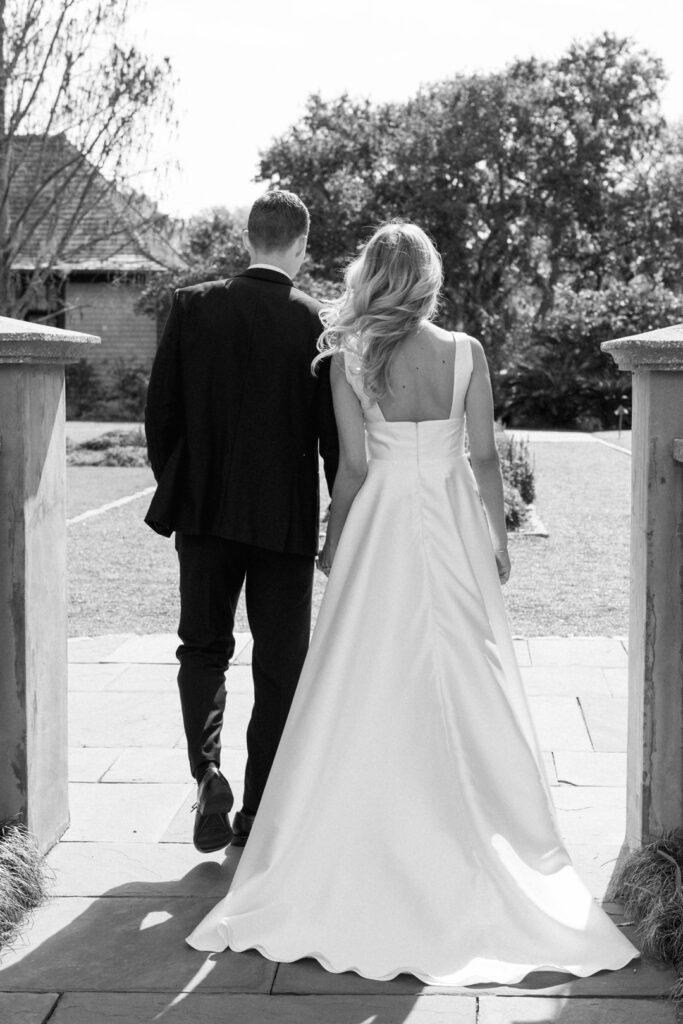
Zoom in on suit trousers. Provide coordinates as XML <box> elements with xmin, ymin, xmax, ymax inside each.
<box><xmin>175</xmin><ymin>533</ymin><xmax>314</xmax><ymax>812</ymax></box>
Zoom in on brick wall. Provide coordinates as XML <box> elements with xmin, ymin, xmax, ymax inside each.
<box><xmin>65</xmin><ymin>278</ymin><xmax>157</xmax><ymax>375</ymax></box>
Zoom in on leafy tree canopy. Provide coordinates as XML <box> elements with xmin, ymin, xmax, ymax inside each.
<box><xmin>257</xmin><ymin>33</ymin><xmax>680</xmax><ymax>355</ymax></box>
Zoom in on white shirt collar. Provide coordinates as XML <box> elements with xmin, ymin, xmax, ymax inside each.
<box><xmin>248</xmin><ymin>263</ymin><xmax>291</xmax><ymax>280</ymax></box>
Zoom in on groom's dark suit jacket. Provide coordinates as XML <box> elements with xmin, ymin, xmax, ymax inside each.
<box><xmin>144</xmin><ymin>268</ymin><xmax>339</xmax><ymax>557</ymax></box>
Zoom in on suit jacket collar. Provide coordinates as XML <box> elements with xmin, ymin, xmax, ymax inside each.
<box><xmin>239</xmin><ymin>267</ymin><xmax>292</xmax><ymax>286</ymax></box>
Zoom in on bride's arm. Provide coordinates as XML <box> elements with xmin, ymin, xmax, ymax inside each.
<box><xmin>317</xmin><ymin>355</ymin><xmax>367</xmax><ymax>575</ymax></box>
<box><xmin>465</xmin><ymin>338</ymin><xmax>511</xmax><ymax>584</ymax></box>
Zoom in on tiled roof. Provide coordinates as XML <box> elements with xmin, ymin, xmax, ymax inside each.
<box><xmin>6</xmin><ymin>134</ymin><xmax>186</xmax><ymax>273</ymax></box>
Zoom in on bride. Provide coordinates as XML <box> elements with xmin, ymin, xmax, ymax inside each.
<box><xmin>186</xmin><ymin>221</ymin><xmax>638</xmax><ymax>984</ymax></box>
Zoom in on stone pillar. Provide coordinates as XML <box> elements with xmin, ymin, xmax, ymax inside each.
<box><xmin>602</xmin><ymin>323</ymin><xmax>683</xmax><ymax>848</ymax></box>
<box><xmin>0</xmin><ymin>317</ymin><xmax>99</xmax><ymax>853</ymax></box>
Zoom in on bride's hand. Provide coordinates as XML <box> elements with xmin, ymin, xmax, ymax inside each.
<box><xmin>316</xmin><ymin>539</ymin><xmax>333</xmax><ymax>577</ymax></box>
<box><xmin>495</xmin><ymin>548</ymin><xmax>511</xmax><ymax>585</ymax></box>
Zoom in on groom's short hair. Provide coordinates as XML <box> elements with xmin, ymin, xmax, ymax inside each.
<box><xmin>247</xmin><ymin>190</ymin><xmax>309</xmax><ymax>251</ymax></box>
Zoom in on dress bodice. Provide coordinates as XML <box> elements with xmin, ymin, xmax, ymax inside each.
<box><xmin>344</xmin><ymin>333</ymin><xmax>473</xmax><ymax>463</ymax></box>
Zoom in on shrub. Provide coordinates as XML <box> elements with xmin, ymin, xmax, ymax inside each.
<box><xmin>99</xmin><ymin>446</ymin><xmax>148</xmax><ymax>467</ymax></box>
<box><xmin>66</xmin><ymin>359</ymin><xmax>152</xmax><ymax>421</ymax></box>
<box><xmin>503</xmin><ymin>481</ymin><xmax>526</xmax><ymax>530</ymax></box>
<box><xmin>0</xmin><ymin>819</ymin><xmax>49</xmax><ymax>952</ymax></box>
<box><xmin>465</xmin><ymin>432</ymin><xmax>535</xmax><ymax>528</ymax></box>
<box><xmin>496</xmin><ymin>434</ymin><xmax>535</xmax><ymax>504</ymax></box>
<box><xmin>67</xmin><ymin>428</ymin><xmax>149</xmax><ymax>466</ymax></box>
<box><xmin>109</xmin><ymin>359</ymin><xmax>151</xmax><ymax>420</ymax></box>
<box><xmin>607</xmin><ymin>830</ymin><xmax>683</xmax><ymax>999</ymax></box>
<box><xmin>496</xmin><ymin>280</ymin><xmax>683</xmax><ymax>429</ymax></box>
<box><xmin>65</xmin><ymin>359</ymin><xmax>104</xmax><ymax>419</ymax></box>
<box><xmin>80</xmin><ymin>427</ymin><xmax>146</xmax><ymax>450</ymax></box>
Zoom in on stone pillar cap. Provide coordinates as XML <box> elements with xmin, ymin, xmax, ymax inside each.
<box><xmin>0</xmin><ymin>316</ymin><xmax>100</xmax><ymax>365</ymax></box>
<box><xmin>601</xmin><ymin>322</ymin><xmax>683</xmax><ymax>371</ymax></box>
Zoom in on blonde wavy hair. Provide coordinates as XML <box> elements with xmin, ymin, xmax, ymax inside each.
<box><xmin>313</xmin><ymin>221</ymin><xmax>443</xmax><ymax>398</ymax></box>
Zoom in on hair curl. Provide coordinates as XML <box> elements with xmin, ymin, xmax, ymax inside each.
<box><xmin>313</xmin><ymin>221</ymin><xmax>443</xmax><ymax>398</ymax></box>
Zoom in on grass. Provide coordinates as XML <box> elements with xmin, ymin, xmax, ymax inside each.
<box><xmin>504</xmin><ymin>441</ymin><xmax>630</xmax><ymax>635</ymax></box>
<box><xmin>67</xmin><ymin>466</ymin><xmax>155</xmax><ymax>520</ymax></box>
<box><xmin>67</xmin><ymin>439</ymin><xmax>630</xmax><ymax>638</ymax></box>
<box><xmin>607</xmin><ymin>831</ymin><xmax>683</xmax><ymax>1000</ymax></box>
<box><xmin>0</xmin><ymin>820</ymin><xmax>49</xmax><ymax>954</ymax></box>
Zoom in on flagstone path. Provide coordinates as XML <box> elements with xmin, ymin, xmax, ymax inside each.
<box><xmin>0</xmin><ymin>632</ymin><xmax>679</xmax><ymax>1023</ymax></box>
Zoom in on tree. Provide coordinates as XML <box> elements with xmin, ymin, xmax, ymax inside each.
<box><xmin>0</xmin><ymin>0</ymin><xmax>175</xmax><ymax>319</ymax></box>
<box><xmin>138</xmin><ymin>206</ymin><xmax>341</xmax><ymax>324</ymax></box>
<box><xmin>137</xmin><ymin>207</ymin><xmax>246</xmax><ymax>320</ymax></box>
<box><xmin>497</xmin><ymin>280</ymin><xmax>683</xmax><ymax>428</ymax></box>
<box><xmin>257</xmin><ymin>34</ymin><xmax>678</xmax><ymax>365</ymax></box>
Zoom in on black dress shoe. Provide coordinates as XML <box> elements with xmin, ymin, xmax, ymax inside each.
<box><xmin>230</xmin><ymin>809</ymin><xmax>255</xmax><ymax>847</ymax></box>
<box><xmin>192</xmin><ymin>765</ymin><xmax>234</xmax><ymax>853</ymax></box>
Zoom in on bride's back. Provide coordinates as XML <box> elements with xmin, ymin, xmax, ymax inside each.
<box><xmin>377</xmin><ymin>324</ymin><xmax>457</xmax><ymax>423</ymax></box>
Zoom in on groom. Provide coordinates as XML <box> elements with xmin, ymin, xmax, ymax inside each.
<box><xmin>144</xmin><ymin>190</ymin><xmax>338</xmax><ymax>853</ymax></box>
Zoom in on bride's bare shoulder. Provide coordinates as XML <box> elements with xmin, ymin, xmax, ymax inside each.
<box><xmin>419</xmin><ymin>322</ymin><xmax>455</xmax><ymax>345</ymax></box>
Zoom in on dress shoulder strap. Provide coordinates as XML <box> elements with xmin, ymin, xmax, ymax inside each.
<box><xmin>449</xmin><ymin>333</ymin><xmax>474</xmax><ymax>418</ymax></box>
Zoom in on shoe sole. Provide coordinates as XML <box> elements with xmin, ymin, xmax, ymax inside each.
<box><xmin>200</xmin><ymin>791</ymin><xmax>235</xmax><ymax>816</ymax></box>
<box><xmin>194</xmin><ymin>812</ymin><xmax>233</xmax><ymax>853</ymax></box>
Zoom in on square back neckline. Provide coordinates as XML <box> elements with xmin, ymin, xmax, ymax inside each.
<box><xmin>374</xmin><ymin>332</ymin><xmax>468</xmax><ymax>425</ymax></box>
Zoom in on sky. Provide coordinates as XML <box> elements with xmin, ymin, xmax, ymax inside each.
<box><xmin>128</xmin><ymin>0</ymin><xmax>683</xmax><ymax>219</ymax></box>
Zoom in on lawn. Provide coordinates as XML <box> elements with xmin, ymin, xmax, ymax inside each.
<box><xmin>504</xmin><ymin>441</ymin><xmax>630</xmax><ymax>635</ymax></box>
<box><xmin>66</xmin><ymin>439</ymin><xmax>631</xmax><ymax>638</ymax></box>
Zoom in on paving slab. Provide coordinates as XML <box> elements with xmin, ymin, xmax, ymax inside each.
<box><xmin>106</xmin><ymin>663</ymin><xmax>179</xmax><ymax>691</ymax></box>
<box><xmin>272</xmin><ymin>960</ymin><xmax>437</xmax><ymax>995</ymax></box>
<box><xmin>528</xmin><ymin>639</ymin><xmax>627</xmax><ymax>668</ymax></box>
<box><xmin>45</xmin><ymin>843</ymin><xmax>241</xmax><ymax>897</ymax></box>
<box><xmin>68</xmin><ymin>662</ymin><xmax>127</xmax><ymax>690</ymax></box>
<box><xmin>512</xmin><ymin>639</ymin><xmax>531</xmax><ymax>666</ymax></box>
<box><xmin>0</xmin><ymin>993</ymin><xmax>59</xmax><ymax>1024</ymax></box>
<box><xmin>542</xmin><ymin>751</ymin><xmax>558</xmax><ymax>785</ymax></box>
<box><xmin>160</xmin><ymin>786</ymin><xmax>245</xmax><ymax>844</ymax></box>
<box><xmin>103</xmin><ymin>748</ymin><xmax>191</xmax><ymax>783</ymax></box>
<box><xmin>578</xmin><ymin>696</ymin><xmax>628</xmax><ymax>752</ymax></box>
<box><xmin>553</xmin><ymin>788</ymin><xmax>626</xmax><ymax>845</ymax></box>
<box><xmin>69</xmin><ymin>691</ymin><xmax>183</xmax><ymax>747</ymax></box>
<box><xmin>520</xmin><ymin>666</ymin><xmax>610</xmax><ymax>697</ymax></box>
<box><xmin>101</xmin><ymin>634</ymin><xmax>180</xmax><ymax>663</ymax></box>
<box><xmin>272</xmin><ymin>943</ymin><xmax>675</xmax><ymax>998</ymax></box>
<box><xmin>67</xmin><ymin>635</ymin><xmax>133</xmax><ymax>662</ymax></box>
<box><xmin>554</xmin><ymin>752</ymin><xmax>627</xmax><ymax>787</ymax></box>
<box><xmin>68</xmin><ymin>747</ymin><xmax>122</xmax><ymax>782</ymax></box>
<box><xmin>233</xmin><ymin>636</ymin><xmax>253</xmax><ymax>665</ymax></box>
<box><xmin>82</xmin><ymin>631</ymin><xmax>254</xmax><ymax>665</ymax></box>
<box><xmin>566</xmin><ymin>844</ymin><xmax>623</xmax><ymax>899</ymax></box>
<box><xmin>49</xmin><ymin>992</ymin><xmax>477</xmax><ymax>1024</ymax></box>
<box><xmin>602</xmin><ymin>668</ymin><xmax>628</xmax><ymax>697</ymax></box>
<box><xmin>478</xmin><ymin>996</ymin><xmax>677</xmax><ymax>1022</ymax></box>
<box><xmin>64</xmin><ymin>782</ymin><xmax>191</xmax><ymax>843</ymax></box>
<box><xmin>0</xmin><ymin>897</ymin><xmax>275</xmax><ymax>993</ymax></box>
<box><xmin>528</xmin><ymin>696</ymin><xmax>592</xmax><ymax>751</ymax></box>
<box><xmin>226</xmin><ymin>664</ymin><xmax>254</xmax><ymax>693</ymax></box>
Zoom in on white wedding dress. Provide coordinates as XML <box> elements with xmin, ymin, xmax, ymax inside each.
<box><xmin>186</xmin><ymin>334</ymin><xmax>638</xmax><ymax>984</ymax></box>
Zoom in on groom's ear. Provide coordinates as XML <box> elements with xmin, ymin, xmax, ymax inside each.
<box><xmin>242</xmin><ymin>228</ymin><xmax>254</xmax><ymax>256</ymax></box>
<box><xmin>293</xmin><ymin>233</ymin><xmax>308</xmax><ymax>259</ymax></box>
